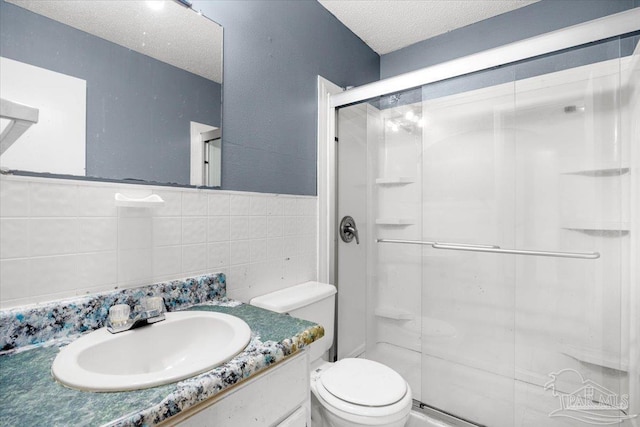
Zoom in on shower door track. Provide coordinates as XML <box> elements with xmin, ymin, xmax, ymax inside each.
<box><xmin>377</xmin><ymin>239</ymin><xmax>600</xmax><ymax>259</ymax></box>
<box><xmin>412</xmin><ymin>400</ymin><xmax>486</xmax><ymax>427</ymax></box>
<box><xmin>330</xmin><ymin>8</ymin><xmax>640</xmax><ymax>108</ymax></box>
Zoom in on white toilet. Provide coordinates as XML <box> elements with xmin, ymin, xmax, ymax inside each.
<box><xmin>250</xmin><ymin>282</ymin><xmax>412</xmax><ymax>427</ymax></box>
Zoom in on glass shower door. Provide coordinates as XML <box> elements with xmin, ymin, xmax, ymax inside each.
<box><xmin>420</xmin><ymin>70</ymin><xmax>517</xmax><ymax>426</ymax></box>
<box><xmin>336</xmin><ymin>89</ymin><xmax>426</xmax><ymax>396</ymax></box>
<box><xmin>366</xmin><ymin>89</ymin><xmax>425</xmax><ymax>400</ymax></box>
<box><xmin>418</xmin><ymin>36</ymin><xmax>634</xmax><ymax>426</ymax></box>
<box><xmin>510</xmin><ymin>37</ymin><xmax>632</xmax><ymax>426</ymax></box>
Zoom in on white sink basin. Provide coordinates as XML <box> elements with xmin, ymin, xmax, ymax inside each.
<box><xmin>52</xmin><ymin>311</ymin><xmax>251</xmax><ymax>392</ymax></box>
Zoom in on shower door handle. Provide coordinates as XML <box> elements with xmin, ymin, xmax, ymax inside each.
<box><xmin>340</xmin><ymin>216</ymin><xmax>360</xmax><ymax>244</ymax></box>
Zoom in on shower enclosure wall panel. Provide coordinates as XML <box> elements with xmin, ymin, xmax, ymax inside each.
<box><xmin>336</xmin><ymin>103</ymin><xmax>370</xmax><ymax>361</ymax></box>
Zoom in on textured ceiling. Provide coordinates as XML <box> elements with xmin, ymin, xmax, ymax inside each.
<box><xmin>7</xmin><ymin>0</ymin><xmax>223</xmax><ymax>83</ymax></box>
<box><xmin>318</xmin><ymin>0</ymin><xmax>539</xmax><ymax>55</ymax></box>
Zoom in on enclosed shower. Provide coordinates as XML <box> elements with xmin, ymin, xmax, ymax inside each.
<box><xmin>331</xmin><ymin>12</ymin><xmax>639</xmax><ymax>427</ymax></box>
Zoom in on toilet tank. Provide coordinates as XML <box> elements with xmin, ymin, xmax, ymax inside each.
<box><xmin>250</xmin><ymin>282</ymin><xmax>337</xmax><ymax>362</ymax></box>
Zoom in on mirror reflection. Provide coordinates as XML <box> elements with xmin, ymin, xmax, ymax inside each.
<box><xmin>0</xmin><ymin>0</ymin><xmax>223</xmax><ymax>186</ymax></box>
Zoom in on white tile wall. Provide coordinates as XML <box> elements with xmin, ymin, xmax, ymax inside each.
<box><xmin>0</xmin><ymin>175</ymin><xmax>318</xmax><ymax>309</ymax></box>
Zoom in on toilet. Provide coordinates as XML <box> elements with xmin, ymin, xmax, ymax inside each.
<box><xmin>250</xmin><ymin>282</ymin><xmax>412</xmax><ymax>427</ymax></box>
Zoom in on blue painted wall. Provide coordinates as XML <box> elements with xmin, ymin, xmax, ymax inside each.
<box><xmin>6</xmin><ymin>0</ymin><xmax>633</xmax><ymax>194</ymax></box>
<box><xmin>381</xmin><ymin>0</ymin><xmax>639</xmax><ymax>79</ymax></box>
<box><xmin>0</xmin><ymin>1</ymin><xmax>222</xmax><ymax>185</ymax></box>
<box><xmin>193</xmin><ymin>0</ymin><xmax>380</xmax><ymax>195</ymax></box>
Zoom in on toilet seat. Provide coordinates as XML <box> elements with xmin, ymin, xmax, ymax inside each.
<box><xmin>319</xmin><ymin>358</ymin><xmax>407</xmax><ymax>407</ymax></box>
<box><xmin>312</xmin><ymin>358</ymin><xmax>412</xmax><ymax>423</ymax></box>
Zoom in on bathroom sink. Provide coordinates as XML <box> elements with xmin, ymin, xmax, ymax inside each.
<box><xmin>52</xmin><ymin>311</ymin><xmax>251</xmax><ymax>392</ymax></box>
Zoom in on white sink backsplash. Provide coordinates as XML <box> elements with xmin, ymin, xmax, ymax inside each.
<box><xmin>0</xmin><ymin>174</ymin><xmax>318</xmax><ymax>309</ymax></box>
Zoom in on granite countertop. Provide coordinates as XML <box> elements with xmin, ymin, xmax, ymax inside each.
<box><xmin>0</xmin><ymin>301</ymin><xmax>323</xmax><ymax>427</ymax></box>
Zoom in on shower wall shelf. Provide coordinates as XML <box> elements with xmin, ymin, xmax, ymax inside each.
<box><xmin>560</xmin><ymin>167</ymin><xmax>630</xmax><ymax>177</ymax></box>
<box><xmin>374</xmin><ymin>307</ymin><xmax>414</xmax><ymax>321</ymax></box>
<box><xmin>561</xmin><ymin>221</ymin><xmax>630</xmax><ymax>232</ymax></box>
<box><xmin>375</xmin><ymin>218</ymin><xmax>415</xmax><ymax>225</ymax></box>
<box><xmin>562</xmin><ymin>345</ymin><xmax>628</xmax><ymax>372</ymax></box>
<box><xmin>114</xmin><ymin>193</ymin><xmax>165</xmax><ymax>208</ymax></box>
<box><xmin>375</xmin><ymin>177</ymin><xmax>415</xmax><ymax>185</ymax></box>
<box><xmin>563</xmin><ymin>228</ymin><xmax>630</xmax><ymax>237</ymax></box>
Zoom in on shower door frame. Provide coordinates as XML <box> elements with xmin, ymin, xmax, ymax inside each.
<box><xmin>318</xmin><ymin>5</ymin><xmax>640</xmax><ymax>423</ymax></box>
<box><xmin>329</xmin><ymin>9</ymin><xmax>640</xmax><ymax>109</ymax></box>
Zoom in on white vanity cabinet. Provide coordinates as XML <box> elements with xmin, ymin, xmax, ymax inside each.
<box><xmin>166</xmin><ymin>350</ymin><xmax>310</xmax><ymax>427</ymax></box>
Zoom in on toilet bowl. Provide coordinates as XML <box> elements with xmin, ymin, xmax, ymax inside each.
<box><xmin>250</xmin><ymin>282</ymin><xmax>412</xmax><ymax>427</ymax></box>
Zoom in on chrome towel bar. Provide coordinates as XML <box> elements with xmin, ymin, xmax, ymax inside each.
<box><xmin>376</xmin><ymin>239</ymin><xmax>600</xmax><ymax>260</ymax></box>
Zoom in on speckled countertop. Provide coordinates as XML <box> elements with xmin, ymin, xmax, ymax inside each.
<box><xmin>0</xmin><ymin>302</ymin><xmax>323</xmax><ymax>427</ymax></box>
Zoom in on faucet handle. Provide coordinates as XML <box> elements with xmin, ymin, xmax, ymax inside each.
<box><xmin>108</xmin><ymin>304</ymin><xmax>131</xmax><ymax>326</ymax></box>
<box><xmin>339</xmin><ymin>216</ymin><xmax>360</xmax><ymax>245</ymax></box>
<box><xmin>141</xmin><ymin>297</ymin><xmax>165</xmax><ymax>314</ymax></box>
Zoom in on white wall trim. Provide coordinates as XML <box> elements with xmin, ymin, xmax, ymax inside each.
<box><xmin>331</xmin><ymin>8</ymin><xmax>640</xmax><ymax>108</ymax></box>
<box><xmin>317</xmin><ymin>76</ymin><xmax>343</xmax><ymax>284</ymax></box>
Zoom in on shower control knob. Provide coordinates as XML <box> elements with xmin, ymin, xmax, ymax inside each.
<box><xmin>340</xmin><ymin>216</ymin><xmax>360</xmax><ymax>245</ymax></box>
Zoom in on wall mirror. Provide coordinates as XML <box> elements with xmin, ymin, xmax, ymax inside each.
<box><xmin>0</xmin><ymin>0</ymin><xmax>223</xmax><ymax>187</ymax></box>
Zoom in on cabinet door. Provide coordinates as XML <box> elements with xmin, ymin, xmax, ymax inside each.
<box><xmin>276</xmin><ymin>407</ymin><xmax>307</xmax><ymax>427</ymax></box>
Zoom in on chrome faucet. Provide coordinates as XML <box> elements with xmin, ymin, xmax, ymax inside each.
<box><xmin>107</xmin><ymin>297</ymin><xmax>166</xmax><ymax>334</ymax></box>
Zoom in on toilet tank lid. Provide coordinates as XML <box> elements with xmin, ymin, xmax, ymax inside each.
<box><xmin>250</xmin><ymin>282</ymin><xmax>336</xmax><ymax>314</ymax></box>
